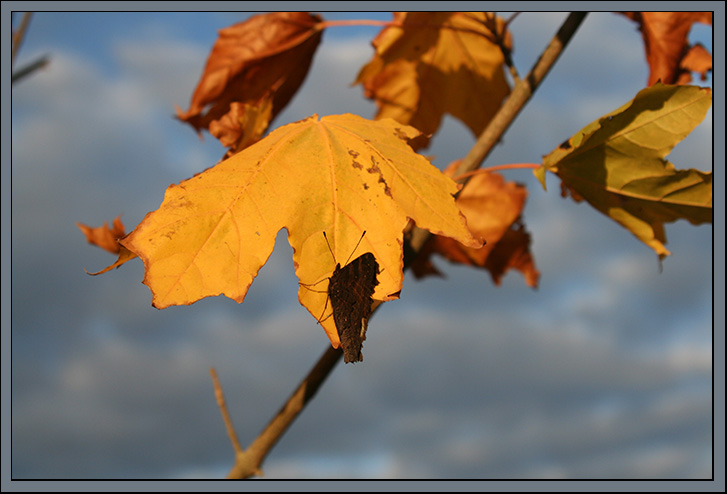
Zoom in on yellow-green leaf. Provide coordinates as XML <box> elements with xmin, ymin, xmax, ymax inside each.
<box><xmin>537</xmin><ymin>83</ymin><xmax>712</xmax><ymax>259</ymax></box>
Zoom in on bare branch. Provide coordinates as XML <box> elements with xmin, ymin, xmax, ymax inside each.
<box><xmin>484</xmin><ymin>12</ymin><xmax>520</xmax><ymax>83</ymax></box>
<box><xmin>12</xmin><ymin>12</ymin><xmax>51</xmax><ymax>84</ymax></box>
<box><xmin>12</xmin><ymin>55</ymin><xmax>50</xmax><ymax>84</ymax></box>
<box><xmin>227</xmin><ymin>346</ymin><xmax>343</xmax><ymax>478</ymax></box>
<box><xmin>210</xmin><ymin>368</ymin><xmax>243</xmax><ymax>455</ymax></box>
<box><xmin>12</xmin><ymin>12</ymin><xmax>33</xmax><ymax>65</ymax></box>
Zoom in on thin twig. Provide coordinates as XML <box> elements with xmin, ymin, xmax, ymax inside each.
<box><xmin>225</xmin><ymin>12</ymin><xmax>588</xmax><ymax>479</ymax></box>
<box><xmin>12</xmin><ymin>55</ymin><xmax>50</xmax><ymax>84</ymax></box>
<box><xmin>322</xmin><ymin>16</ymin><xmax>509</xmax><ymax>41</ymax></box>
<box><xmin>12</xmin><ymin>12</ymin><xmax>33</xmax><ymax>66</ymax></box>
<box><xmin>12</xmin><ymin>12</ymin><xmax>51</xmax><ymax>84</ymax></box>
<box><xmin>505</xmin><ymin>12</ymin><xmax>522</xmax><ymax>28</ymax></box>
<box><xmin>210</xmin><ymin>368</ymin><xmax>243</xmax><ymax>455</ymax></box>
<box><xmin>318</xmin><ymin>18</ymin><xmax>395</xmax><ymax>29</ymax></box>
<box><xmin>484</xmin><ymin>12</ymin><xmax>520</xmax><ymax>83</ymax></box>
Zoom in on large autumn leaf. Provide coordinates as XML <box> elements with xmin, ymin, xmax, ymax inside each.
<box><xmin>621</xmin><ymin>12</ymin><xmax>713</xmax><ymax>85</ymax></box>
<box><xmin>176</xmin><ymin>12</ymin><xmax>323</xmax><ymax>152</ymax></box>
<box><xmin>536</xmin><ymin>83</ymin><xmax>712</xmax><ymax>259</ymax></box>
<box><xmin>412</xmin><ymin>168</ymin><xmax>539</xmax><ymax>288</ymax></box>
<box><xmin>355</xmin><ymin>12</ymin><xmax>511</xmax><ymax>149</ymax></box>
<box><xmin>119</xmin><ymin>114</ymin><xmax>481</xmax><ymax>347</ymax></box>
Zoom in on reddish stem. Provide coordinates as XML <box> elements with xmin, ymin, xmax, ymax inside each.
<box><xmin>318</xmin><ymin>19</ymin><xmax>396</xmax><ymax>29</ymax></box>
<box><xmin>453</xmin><ymin>163</ymin><xmax>540</xmax><ymax>182</ymax></box>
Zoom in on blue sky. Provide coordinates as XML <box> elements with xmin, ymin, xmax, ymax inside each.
<box><xmin>6</xmin><ymin>7</ymin><xmax>719</xmax><ymax>485</ymax></box>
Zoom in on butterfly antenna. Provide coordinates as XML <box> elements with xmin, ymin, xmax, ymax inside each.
<box><xmin>343</xmin><ymin>231</ymin><xmax>367</xmax><ymax>265</ymax></box>
<box><xmin>322</xmin><ymin>230</ymin><xmax>368</xmax><ymax>265</ymax></box>
<box><xmin>322</xmin><ymin>231</ymin><xmax>336</xmax><ymax>263</ymax></box>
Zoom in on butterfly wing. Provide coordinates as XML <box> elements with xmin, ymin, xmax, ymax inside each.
<box><xmin>328</xmin><ymin>253</ymin><xmax>379</xmax><ymax>363</ymax></box>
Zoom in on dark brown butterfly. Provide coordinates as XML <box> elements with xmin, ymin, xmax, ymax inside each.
<box><xmin>323</xmin><ymin>231</ymin><xmax>380</xmax><ymax>363</ymax></box>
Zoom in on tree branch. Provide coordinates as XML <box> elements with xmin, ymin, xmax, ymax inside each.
<box><xmin>223</xmin><ymin>12</ymin><xmax>588</xmax><ymax>479</ymax></box>
<box><xmin>210</xmin><ymin>368</ymin><xmax>243</xmax><ymax>455</ymax></box>
<box><xmin>226</xmin><ymin>346</ymin><xmax>343</xmax><ymax>478</ymax></box>
<box><xmin>12</xmin><ymin>12</ymin><xmax>33</xmax><ymax>65</ymax></box>
<box><xmin>12</xmin><ymin>55</ymin><xmax>50</xmax><ymax>84</ymax></box>
<box><xmin>12</xmin><ymin>12</ymin><xmax>51</xmax><ymax>84</ymax></box>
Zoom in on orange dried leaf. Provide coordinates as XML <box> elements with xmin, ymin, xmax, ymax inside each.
<box><xmin>78</xmin><ymin>216</ymin><xmax>138</xmax><ymax>275</ymax></box>
<box><xmin>484</xmin><ymin>223</ymin><xmax>539</xmax><ymax>288</ymax></box>
<box><xmin>209</xmin><ymin>99</ymin><xmax>273</xmax><ymax>156</ymax></box>
<box><xmin>412</xmin><ymin>170</ymin><xmax>538</xmax><ymax>287</ymax></box>
<box><xmin>355</xmin><ymin>12</ymin><xmax>511</xmax><ymax>149</ymax></box>
<box><xmin>621</xmin><ymin>12</ymin><xmax>712</xmax><ymax>85</ymax></box>
<box><xmin>77</xmin><ymin>216</ymin><xmax>126</xmax><ymax>254</ymax></box>
<box><xmin>120</xmin><ymin>114</ymin><xmax>481</xmax><ymax>347</ymax></box>
<box><xmin>177</xmin><ymin>12</ymin><xmax>323</xmax><ymax>149</ymax></box>
<box><xmin>680</xmin><ymin>43</ymin><xmax>712</xmax><ymax>83</ymax></box>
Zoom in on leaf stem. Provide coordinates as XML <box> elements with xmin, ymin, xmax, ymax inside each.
<box><xmin>318</xmin><ymin>19</ymin><xmax>396</xmax><ymax>29</ymax></box>
<box><xmin>451</xmin><ymin>163</ymin><xmax>541</xmax><ymax>182</ymax></box>
<box><xmin>319</xmin><ymin>16</ymin><xmax>507</xmax><ymax>41</ymax></box>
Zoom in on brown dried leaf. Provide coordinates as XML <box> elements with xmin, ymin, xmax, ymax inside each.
<box><xmin>209</xmin><ymin>99</ymin><xmax>273</xmax><ymax>156</ymax></box>
<box><xmin>621</xmin><ymin>12</ymin><xmax>712</xmax><ymax>85</ymax></box>
<box><xmin>177</xmin><ymin>12</ymin><xmax>323</xmax><ymax>148</ymax></box>
<box><xmin>77</xmin><ymin>216</ymin><xmax>126</xmax><ymax>254</ymax></box>
<box><xmin>484</xmin><ymin>222</ymin><xmax>539</xmax><ymax>288</ymax></box>
<box><xmin>77</xmin><ymin>216</ymin><xmax>138</xmax><ymax>275</ymax></box>
<box><xmin>679</xmin><ymin>43</ymin><xmax>712</xmax><ymax>83</ymax></box>
<box><xmin>412</xmin><ymin>169</ymin><xmax>538</xmax><ymax>287</ymax></box>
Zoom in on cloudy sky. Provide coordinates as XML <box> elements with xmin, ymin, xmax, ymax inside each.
<box><xmin>7</xmin><ymin>6</ymin><xmax>720</xmax><ymax>487</ymax></box>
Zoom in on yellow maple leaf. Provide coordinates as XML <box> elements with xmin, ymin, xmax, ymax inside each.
<box><xmin>119</xmin><ymin>114</ymin><xmax>482</xmax><ymax>347</ymax></box>
<box><xmin>355</xmin><ymin>12</ymin><xmax>511</xmax><ymax>149</ymax></box>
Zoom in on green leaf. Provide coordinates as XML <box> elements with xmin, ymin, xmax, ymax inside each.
<box><xmin>536</xmin><ymin>83</ymin><xmax>712</xmax><ymax>259</ymax></box>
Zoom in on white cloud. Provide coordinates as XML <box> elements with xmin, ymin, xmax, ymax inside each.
<box><xmin>112</xmin><ymin>37</ymin><xmax>209</xmax><ymax>115</ymax></box>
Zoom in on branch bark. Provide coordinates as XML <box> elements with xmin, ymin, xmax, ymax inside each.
<box><xmin>12</xmin><ymin>55</ymin><xmax>50</xmax><ymax>84</ymax></box>
<box><xmin>226</xmin><ymin>346</ymin><xmax>342</xmax><ymax>478</ymax></box>
<box><xmin>224</xmin><ymin>12</ymin><xmax>588</xmax><ymax>479</ymax></box>
<box><xmin>12</xmin><ymin>12</ymin><xmax>51</xmax><ymax>84</ymax></box>
<box><xmin>12</xmin><ymin>12</ymin><xmax>33</xmax><ymax>65</ymax></box>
